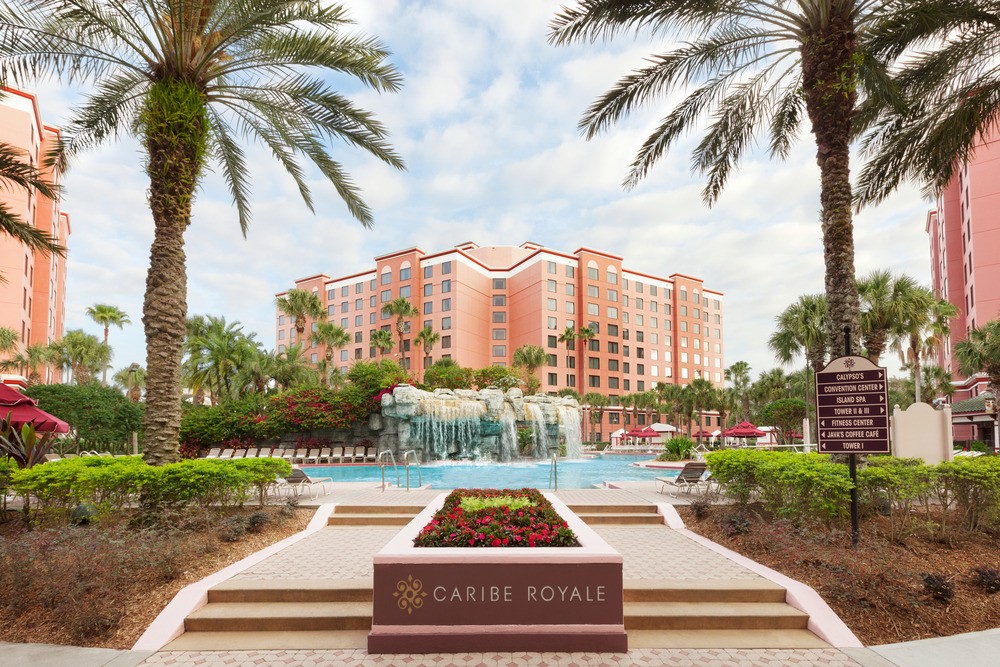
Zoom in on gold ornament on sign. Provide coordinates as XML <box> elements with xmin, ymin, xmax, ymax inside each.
<box><xmin>394</xmin><ymin>575</ymin><xmax>428</xmax><ymax>614</ymax></box>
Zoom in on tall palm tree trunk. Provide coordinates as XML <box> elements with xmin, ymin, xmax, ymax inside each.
<box><xmin>102</xmin><ymin>326</ymin><xmax>110</xmax><ymax>385</ymax></box>
<box><xmin>802</xmin><ymin>20</ymin><xmax>861</xmax><ymax>355</ymax></box>
<box><xmin>141</xmin><ymin>84</ymin><xmax>206</xmax><ymax>465</ymax></box>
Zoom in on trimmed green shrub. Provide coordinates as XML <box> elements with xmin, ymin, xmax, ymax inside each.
<box><xmin>857</xmin><ymin>457</ymin><xmax>932</xmax><ymax>541</ymax></box>
<box><xmin>423</xmin><ymin>361</ymin><xmax>474</xmax><ymax>390</ymax></box>
<box><xmin>473</xmin><ymin>365</ymin><xmax>522</xmax><ymax>391</ymax></box>
<box><xmin>25</xmin><ymin>383</ymin><xmax>143</xmax><ymax>451</ymax></box>
<box><xmin>345</xmin><ymin>359</ymin><xmax>408</xmax><ymax>398</ymax></box>
<box><xmin>935</xmin><ymin>457</ymin><xmax>1000</xmax><ymax>532</ymax></box>
<box><xmin>658</xmin><ymin>436</ymin><xmax>695</xmax><ymax>461</ymax></box>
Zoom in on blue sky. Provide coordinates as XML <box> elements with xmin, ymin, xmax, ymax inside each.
<box><xmin>33</xmin><ymin>0</ymin><xmax>930</xmax><ymax>382</ymax></box>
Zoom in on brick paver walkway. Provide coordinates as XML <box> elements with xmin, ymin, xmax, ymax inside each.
<box><xmin>231</xmin><ymin>527</ymin><xmax>399</xmax><ymax>581</ymax></box>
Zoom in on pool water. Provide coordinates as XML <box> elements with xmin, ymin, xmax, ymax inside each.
<box><xmin>307</xmin><ymin>455</ymin><xmax>677</xmax><ymax>489</ymax></box>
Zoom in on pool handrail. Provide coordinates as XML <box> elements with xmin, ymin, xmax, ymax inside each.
<box><xmin>548</xmin><ymin>447</ymin><xmax>558</xmax><ymax>490</ymax></box>
<box><xmin>402</xmin><ymin>449</ymin><xmax>422</xmax><ymax>491</ymax></box>
<box><xmin>377</xmin><ymin>450</ymin><xmax>400</xmax><ymax>491</ymax></box>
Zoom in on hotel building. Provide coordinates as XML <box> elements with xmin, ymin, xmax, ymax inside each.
<box><xmin>276</xmin><ymin>242</ymin><xmax>724</xmax><ymax>439</ymax></box>
<box><xmin>0</xmin><ymin>87</ymin><xmax>70</xmax><ymax>384</ymax></box>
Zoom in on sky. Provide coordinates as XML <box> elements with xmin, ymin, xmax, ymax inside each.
<box><xmin>30</xmin><ymin>0</ymin><xmax>931</xmax><ymax>383</ymax></box>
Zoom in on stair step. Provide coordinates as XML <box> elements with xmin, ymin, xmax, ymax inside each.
<box><xmin>623</xmin><ymin>602</ymin><xmax>809</xmax><ymax>630</ymax></box>
<box><xmin>164</xmin><ymin>630</ymin><xmax>369</xmax><ymax>650</ymax></box>
<box><xmin>578</xmin><ymin>513</ymin><xmax>663</xmax><ymax>525</ymax></box>
<box><xmin>209</xmin><ymin>579</ymin><xmax>373</xmax><ymax>603</ymax></box>
<box><xmin>328</xmin><ymin>514</ymin><xmax>415</xmax><ymax>526</ymax></box>
<box><xmin>567</xmin><ymin>504</ymin><xmax>658</xmax><ymax>514</ymax></box>
<box><xmin>623</xmin><ymin>579</ymin><xmax>786</xmax><ymax>603</ymax></box>
<box><xmin>185</xmin><ymin>601</ymin><xmax>372</xmax><ymax>632</ymax></box>
<box><xmin>334</xmin><ymin>505</ymin><xmax>425</xmax><ymax>515</ymax></box>
<box><xmin>627</xmin><ymin>628</ymin><xmax>829</xmax><ymax>649</ymax></box>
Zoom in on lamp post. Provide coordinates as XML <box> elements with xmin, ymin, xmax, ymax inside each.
<box><xmin>127</xmin><ymin>363</ymin><xmax>140</xmax><ymax>456</ymax></box>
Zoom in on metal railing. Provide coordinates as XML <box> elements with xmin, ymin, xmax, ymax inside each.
<box><xmin>402</xmin><ymin>449</ymin><xmax>422</xmax><ymax>491</ymax></box>
<box><xmin>548</xmin><ymin>447</ymin><xmax>558</xmax><ymax>490</ymax></box>
<box><xmin>377</xmin><ymin>450</ymin><xmax>400</xmax><ymax>492</ymax></box>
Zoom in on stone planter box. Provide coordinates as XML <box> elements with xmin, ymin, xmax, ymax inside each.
<box><xmin>368</xmin><ymin>493</ymin><xmax>626</xmax><ymax>653</ymax></box>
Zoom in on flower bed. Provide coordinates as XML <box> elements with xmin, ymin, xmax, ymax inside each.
<box><xmin>414</xmin><ymin>488</ymin><xmax>579</xmax><ymax>548</ymax></box>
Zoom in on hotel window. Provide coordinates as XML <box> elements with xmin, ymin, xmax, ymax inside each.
<box><xmin>492</xmin><ymin>345</ymin><xmax>507</xmax><ymax>357</ymax></box>
<box><xmin>493</xmin><ymin>312</ymin><xmax>506</xmax><ymax>323</ymax></box>
<box><xmin>637</xmin><ymin>380</ymin><xmax>645</xmax><ymax>392</ymax></box>
<box><xmin>636</xmin><ymin>331</ymin><xmax>644</xmax><ymax>342</ymax></box>
<box><xmin>423</xmin><ymin>302</ymin><xmax>433</xmax><ymax>315</ymax></box>
<box><xmin>278</xmin><ymin>344</ymin><xmax>285</xmax><ymax>352</ymax></box>
<box><xmin>608</xmin><ymin>324</ymin><xmax>619</xmax><ymax>337</ymax></box>
<box><xmin>588</xmin><ymin>357</ymin><xmax>600</xmax><ymax>369</ymax></box>
<box><xmin>608</xmin><ymin>377</ymin><xmax>620</xmax><ymax>389</ymax></box>
<box><xmin>588</xmin><ymin>303</ymin><xmax>599</xmax><ymax>315</ymax></box>
<box><xmin>681</xmin><ymin>352</ymin><xmax>688</xmax><ymax>362</ymax></box>
<box><xmin>681</xmin><ymin>336</ymin><xmax>688</xmax><ymax>347</ymax></box>
<box><xmin>340</xmin><ymin>302</ymin><xmax>348</xmax><ymax>313</ymax></box>
<box><xmin>588</xmin><ymin>321</ymin><xmax>600</xmax><ymax>334</ymax></box>
<box><xmin>651</xmin><ymin>302</ymin><xmax>657</xmax><ymax>313</ymax></box>
<box><xmin>565</xmin><ymin>283</ymin><xmax>575</xmax><ymax>296</ymax></box>
<box><xmin>548</xmin><ymin>317</ymin><xmax>558</xmax><ymax>329</ymax></box>
<box><xmin>370</xmin><ymin>312</ymin><xmax>376</xmax><ymax>324</ymax></box>
<box><xmin>680</xmin><ymin>305</ymin><xmax>688</xmax><ymax>316</ymax></box>
<box><xmin>380</xmin><ymin>289</ymin><xmax>391</xmax><ymax>303</ymax></box>
<box><xmin>370</xmin><ymin>279</ymin><xmax>377</xmax><ymax>290</ymax></box>
<box><xmin>356</xmin><ymin>282</ymin><xmax>363</xmax><ymax>294</ymax></box>
<box><xmin>327</xmin><ymin>289</ymin><xmax>335</xmax><ymax>300</ymax></box>
<box><xmin>607</xmin><ymin>270</ymin><xmax>618</xmax><ymax>285</ymax></box>
<box><xmin>694</xmin><ymin>338</ymin><xmax>701</xmax><ymax>349</ymax></box>
<box><xmin>680</xmin><ymin>321</ymin><xmax>688</xmax><ymax>332</ymax></box>
<box><xmin>442</xmin><ymin>279</ymin><xmax>451</xmax><ymax>293</ymax></box>
<box><xmin>681</xmin><ymin>368</ymin><xmax>689</xmax><ymax>379</ymax></box>
<box><xmin>607</xmin><ymin>289</ymin><xmax>618</xmax><ymax>302</ymax></box>
<box><xmin>693</xmin><ymin>292</ymin><xmax>700</xmax><ymax>304</ymax></box>
<box><xmin>623</xmin><ymin>362</ymin><xmax>630</xmax><ymax>373</ymax></box>
<box><xmin>369</xmin><ymin>296</ymin><xmax>376</xmax><ymax>308</ymax></box>
<box><xmin>608</xmin><ymin>359</ymin><xmax>619</xmax><ymax>372</ymax></box>
<box><xmin>424</xmin><ymin>265</ymin><xmax>433</xmax><ymax>279</ymax></box>
<box><xmin>341</xmin><ymin>350</ymin><xmax>349</xmax><ymax>361</ymax></box>
<box><xmin>714</xmin><ymin>314</ymin><xmax>721</xmax><ymax>324</ymax></box>
<box><xmin>547</xmin><ymin>354</ymin><xmax>557</xmax><ymax>367</ymax></box>
<box><xmin>278</xmin><ymin>315</ymin><xmax>286</xmax><ymax>325</ymax></box>
<box><xmin>680</xmin><ymin>288</ymin><xmax>687</xmax><ymax>301</ymax></box>
<box><xmin>566</xmin><ymin>356</ymin><xmax>576</xmax><ymax>368</ymax></box>
<box><xmin>341</xmin><ymin>286</ymin><xmax>349</xmax><ymax>297</ymax></box>
<box><xmin>637</xmin><ymin>348</ymin><xmax>645</xmax><ymax>359</ymax></box>
<box><xmin>492</xmin><ymin>295</ymin><xmax>506</xmax><ymax>306</ymax></box>
<box><xmin>548</xmin><ymin>373</ymin><xmax>558</xmax><ymax>385</ymax></box>
<box><xmin>636</xmin><ymin>298</ymin><xmax>643</xmax><ymax>310</ymax></box>
<box><xmin>588</xmin><ymin>285</ymin><xmax>599</xmax><ymax>298</ymax></box>
<box><xmin>278</xmin><ymin>330</ymin><xmax>285</xmax><ymax>340</ymax></box>
<box><xmin>400</xmin><ymin>267</ymin><xmax>411</xmax><ymax>281</ymax></box>
<box><xmin>442</xmin><ymin>335</ymin><xmax>451</xmax><ymax>349</ymax></box>
<box><xmin>442</xmin><ymin>261</ymin><xmax>452</xmax><ymax>274</ymax></box>
<box><xmin>566</xmin><ymin>266</ymin><xmax>575</xmax><ymax>278</ymax></box>
<box><xmin>607</xmin><ymin>307</ymin><xmax>618</xmax><ymax>319</ymax></box>
<box><xmin>548</xmin><ymin>280</ymin><xmax>557</xmax><ymax>293</ymax></box>
<box><xmin>493</xmin><ymin>278</ymin><xmax>507</xmax><ymax>289</ymax></box>
<box><xmin>566</xmin><ymin>301</ymin><xmax>575</xmax><ymax>314</ymax></box>
<box><xmin>589</xmin><ymin>375</ymin><xmax>601</xmax><ymax>388</ymax></box>
<box><xmin>694</xmin><ymin>308</ymin><xmax>700</xmax><ymax>319</ymax></box>
<box><xmin>355</xmin><ymin>315</ymin><xmax>363</xmax><ymax>327</ymax></box>
<box><xmin>423</xmin><ymin>284</ymin><xmax>432</xmax><ymax>296</ymax></box>
<box><xmin>547</xmin><ymin>298</ymin><xmax>557</xmax><ymax>311</ymax></box>
<box><xmin>424</xmin><ymin>320</ymin><xmax>431</xmax><ymax>329</ymax></box>
<box><xmin>403</xmin><ymin>323</ymin><xmax>412</xmax><ymax>335</ymax></box>
<box><xmin>311</xmin><ymin>353</ymin><xmax>318</xmax><ymax>363</ymax></box>
<box><xmin>587</xmin><ymin>267</ymin><xmax>599</xmax><ymax>280</ymax></box>
<box><xmin>381</xmin><ymin>271</ymin><xmax>391</xmax><ymax>285</ymax></box>
<box><xmin>548</xmin><ymin>335</ymin><xmax>558</xmax><ymax>348</ymax></box>
<box><xmin>623</xmin><ymin>295</ymin><xmax>629</xmax><ymax>308</ymax></box>
<box><xmin>636</xmin><ymin>314</ymin><xmax>644</xmax><ymax>326</ymax></box>
<box><xmin>588</xmin><ymin>339</ymin><xmax>600</xmax><ymax>352</ymax></box>
<box><xmin>355</xmin><ymin>332</ymin><xmax>363</xmax><ymax>343</ymax></box>
<box><xmin>355</xmin><ymin>298</ymin><xmax>363</xmax><ymax>310</ymax></box>
<box><xmin>340</xmin><ymin>318</ymin><xmax>348</xmax><ymax>328</ymax></box>
<box><xmin>492</xmin><ymin>328</ymin><xmax>507</xmax><ymax>340</ymax></box>
<box><xmin>566</xmin><ymin>374</ymin><xmax>576</xmax><ymax>386</ymax></box>
<box><xmin>355</xmin><ymin>348</ymin><xmax>363</xmax><ymax>359</ymax></box>
<box><xmin>548</xmin><ymin>261</ymin><xmax>557</xmax><ymax>273</ymax></box>
<box><xmin>399</xmin><ymin>286</ymin><xmax>411</xmax><ymax>298</ymax></box>
<box><xmin>327</xmin><ymin>305</ymin><xmax>335</xmax><ymax>316</ymax></box>
<box><xmin>442</xmin><ymin>317</ymin><xmax>452</xmax><ymax>330</ymax></box>
<box><xmin>442</xmin><ymin>298</ymin><xmax>451</xmax><ymax>311</ymax></box>
<box><xmin>608</xmin><ymin>341</ymin><xmax>619</xmax><ymax>354</ymax></box>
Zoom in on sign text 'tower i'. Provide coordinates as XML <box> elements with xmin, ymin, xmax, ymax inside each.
<box><xmin>815</xmin><ymin>355</ymin><xmax>890</xmax><ymax>454</ymax></box>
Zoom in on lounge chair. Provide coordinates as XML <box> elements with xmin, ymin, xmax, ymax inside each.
<box><xmin>656</xmin><ymin>461</ymin><xmax>709</xmax><ymax>497</ymax></box>
<box><xmin>331</xmin><ymin>446</ymin><xmax>344</xmax><ymax>463</ymax></box>
<box><xmin>955</xmin><ymin>450</ymin><xmax>984</xmax><ymax>458</ymax></box>
<box><xmin>44</xmin><ymin>453</ymin><xmax>61</xmax><ymax>462</ymax></box>
<box><xmin>291</xmin><ymin>448</ymin><xmax>310</xmax><ymax>464</ymax></box>
<box><xmin>219</xmin><ymin>448</ymin><xmax>235</xmax><ymax>459</ymax></box>
<box><xmin>342</xmin><ymin>446</ymin><xmax>355</xmax><ymax>463</ymax></box>
<box><xmin>365</xmin><ymin>446</ymin><xmax>378</xmax><ymax>463</ymax></box>
<box><xmin>278</xmin><ymin>448</ymin><xmax>294</xmax><ymax>460</ymax></box>
<box><xmin>257</xmin><ymin>447</ymin><xmax>272</xmax><ymax>458</ymax></box>
<box><xmin>244</xmin><ymin>448</ymin><xmax>259</xmax><ymax>458</ymax></box>
<box><xmin>205</xmin><ymin>448</ymin><xmax>222</xmax><ymax>458</ymax></box>
<box><xmin>231</xmin><ymin>449</ymin><xmax>246</xmax><ymax>459</ymax></box>
<box><xmin>63</xmin><ymin>453</ymin><xmax>78</xmax><ymax>459</ymax></box>
<box><xmin>317</xmin><ymin>448</ymin><xmax>332</xmax><ymax>463</ymax></box>
<box><xmin>282</xmin><ymin>468</ymin><xmax>334</xmax><ymax>499</ymax></box>
<box><xmin>306</xmin><ymin>448</ymin><xmax>321</xmax><ymax>463</ymax></box>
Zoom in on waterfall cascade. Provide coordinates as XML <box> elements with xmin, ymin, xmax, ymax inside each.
<box><xmin>380</xmin><ymin>385</ymin><xmax>583</xmax><ymax>462</ymax></box>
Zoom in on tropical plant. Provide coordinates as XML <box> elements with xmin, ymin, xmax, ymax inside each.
<box><xmin>956</xmin><ymin>320</ymin><xmax>1000</xmax><ymax>395</ymax></box>
<box><xmin>2</xmin><ymin>0</ymin><xmax>403</xmax><ymax>464</ymax></box>
<box><xmin>112</xmin><ymin>364</ymin><xmax>146</xmax><ymax>402</ymax></box>
<box><xmin>575</xmin><ymin>326</ymin><xmax>595</xmax><ymax>351</ymax></box>
<box><xmin>271</xmin><ymin>344</ymin><xmax>319</xmax><ymax>392</ymax></box>
<box><xmin>684</xmin><ymin>378</ymin><xmax>717</xmax><ymax>444</ymax></box>
<box><xmin>0</xmin><ymin>132</ymin><xmax>64</xmax><ymax>258</ymax></box>
<box><xmin>310</xmin><ymin>321</ymin><xmax>350</xmax><ymax>386</ymax></box>
<box><xmin>513</xmin><ymin>344</ymin><xmax>548</xmax><ymax>395</ymax></box>
<box><xmin>891</xmin><ymin>289</ymin><xmax>958</xmax><ymax>403</ymax></box>
<box><xmin>414</xmin><ymin>325</ymin><xmax>441</xmax><ymax>369</ymax></box>
<box><xmin>85</xmin><ymin>304</ymin><xmax>131</xmax><ymax>385</ymax></box>
<box><xmin>582</xmin><ymin>391</ymin><xmax>608</xmax><ymax>444</ymax></box>
<box><xmin>0</xmin><ymin>326</ymin><xmax>19</xmax><ymax>355</ymax></box>
<box><xmin>423</xmin><ymin>358</ymin><xmax>473</xmax><ymax>390</ymax></box>
<box><xmin>858</xmin><ymin>270</ymin><xmax>921</xmax><ymax>364</ymax></box>
<box><xmin>724</xmin><ymin>361</ymin><xmax>752</xmax><ymax>421</ymax></box>
<box><xmin>0</xmin><ymin>415</ymin><xmax>55</xmax><ymax>469</ymax></box>
<box><xmin>183</xmin><ymin>315</ymin><xmax>261</xmax><ymax>404</ymax></box>
<box><xmin>548</xmin><ymin>0</ymin><xmax>960</xmax><ymax>355</ymax></box>
<box><xmin>2</xmin><ymin>343</ymin><xmax>54</xmax><ymax>385</ymax></box>
<box><xmin>370</xmin><ymin>328</ymin><xmax>395</xmax><ymax>356</ymax></box>
<box><xmin>759</xmin><ymin>398</ymin><xmax>807</xmax><ymax>444</ymax></box>
<box><xmin>50</xmin><ymin>329</ymin><xmax>110</xmax><ymax>385</ymax></box>
<box><xmin>381</xmin><ymin>297</ymin><xmax>418</xmax><ymax>370</ymax></box>
<box><xmin>276</xmin><ymin>289</ymin><xmax>327</xmax><ymax>347</ymax></box>
<box><xmin>655</xmin><ymin>382</ymin><xmax>685</xmax><ymax>433</ymax></box>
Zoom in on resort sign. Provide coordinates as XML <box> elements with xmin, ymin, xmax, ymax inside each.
<box><xmin>815</xmin><ymin>355</ymin><xmax>890</xmax><ymax>455</ymax></box>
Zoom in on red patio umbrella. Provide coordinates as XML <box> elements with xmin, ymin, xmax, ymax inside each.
<box><xmin>0</xmin><ymin>384</ymin><xmax>70</xmax><ymax>432</ymax></box>
<box><xmin>624</xmin><ymin>427</ymin><xmax>655</xmax><ymax>438</ymax></box>
<box><xmin>723</xmin><ymin>420</ymin><xmax>766</xmax><ymax>438</ymax></box>
<box><xmin>691</xmin><ymin>430</ymin><xmax>714</xmax><ymax>439</ymax></box>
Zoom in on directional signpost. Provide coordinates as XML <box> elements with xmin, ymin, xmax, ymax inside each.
<box><xmin>816</xmin><ymin>356</ymin><xmax>890</xmax><ymax>455</ymax></box>
<box><xmin>815</xmin><ymin>340</ymin><xmax>890</xmax><ymax>546</ymax></box>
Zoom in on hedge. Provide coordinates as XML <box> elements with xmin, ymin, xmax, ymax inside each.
<box><xmin>25</xmin><ymin>383</ymin><xmax>144</xmax><ymax>451</ymax></box>
<box><xmin>10</xmin><ymin>456</ymin><xmax>292</xmax><ymax>524</ymax></box>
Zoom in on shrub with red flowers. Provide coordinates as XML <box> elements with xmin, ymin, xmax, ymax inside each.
<box><xmin>414</xmin><ymin>488</ymin><xmax>580</xmax><ymax>548</ymax></box>
<box><xmin>262</xmin><ymin>386</ymin><xmax>370</xmax><ymax>436</ymax></box>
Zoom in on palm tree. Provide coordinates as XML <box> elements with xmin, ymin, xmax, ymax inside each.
<box><xmin>381</xmin><ymin>297</ymin><xmax>418</xmax><ymax>370</ymax></box>
<box><xmin>513</xmin><ymin>344</ymin><xmax>548</xmax><ymax>395</ymax></box>
<box><xmin>276</xmin><ymin>289</ymin><xmax>327</xmax><ymax>347</ymax></box>
<box><xmin>3</xmin><ymin>1</ymin><xmax>404</xmax><ymax>464</ymax></box>
<box><xmin>684</xmin><ymin>378</ymin><xmax>717</xmax><ymax>444</ymax></box>
<box><xmin>113</xmin><ymin>364</ymin><xmax>146</xmax><ymax>402</ymax></box>
<box><xmin>184</xmin><ymin>315</ymin><xmax>259</xmax><ymax>404</ymax></box>
<box><xmin>51</xmin><ymin>329</ymin><xmax>110</xmax><ymax>385</ymax></box>
<box><xmin>3</xmin><ymin>343</ymin><xmax>54</xmax><ymax>385</ymax></box>
<box><xmin>655</xmin><ymin>382</ymin><xmax>685</xmax><ymax>433</ymax></box>
<box><xmin>858</xmin><ymin>270</ymin><xmax>920</xmax><ymax>364</ymax></box>
<box><xmin>272</xmin><ymin>344</ymin><xmax>318</xmax><ymax>391</ymax></box>
<box><xmin>576</xmin><ymin>326</ymin><xmax>595</xmax><ymax>351</ymax></box>
<box><xmin>370</xmin><ymin>328</ymin><xmax>395</xmax><ymax>358</ymax></box>
<box><xmin>582</xmin><ymin>391</ymin><xmax>609</xmax><ymax>444</ymax></box>
<box><xmin>548</xmin><ymin>0</ymin><xmax>962</xmax><ymax>355</ymax></box>
<box><xmin>956</xmin><ymin>320</ymin><xmax>1000</xmax><ymax>395</ymax></box>
<box><xmin>85</xmin><ymin>304</ymin><xmax>131</xmax><ymax>385</ymax></box>
<box><xmin>414</xmin><ymin>325</ymin><xmax>441</xmax><ymax>374</ymax></box>
<box><xmin>891</xmin><ymin>290</ymin><xmax>958</xmax><ymax>403</ymax></box>
<box><xmin>310</xmin><ymin>321</ymin><xmax>350</xmax><ymax>386</ymax></box>
<box><xmin>0</xmin><ymin>135</ymin><xmax>65</xmax><ymax>258</ymax></box>
<box><xmin>724</xmin><ymin>361</ymin><xmax>752</xmax><ymax>421</ymax></box>
<box><xmin>0</xmin><ymin>327</ymin><xmax>19</xmax><ymax>359</ymax></box>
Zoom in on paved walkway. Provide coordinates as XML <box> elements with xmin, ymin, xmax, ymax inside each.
<box><xmin>3</xmin><ymin>485</ymin><xmax>997</xmax><ymax>667</ymax></box>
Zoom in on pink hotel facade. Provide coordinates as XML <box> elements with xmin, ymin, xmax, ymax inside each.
<box><xmin>0</xmin><ymin>88</ymin><xmax>70</xmax><ymax>383</ymax></box>
<box><xmin>277</xmin><ymin>242</ymin><xmax>724</xmax><ymax>439</ymax></box>
<box><xmin>927</xmin><ymin>128</ymin><xmax>1000</xmax><ymax>407</ymax></box>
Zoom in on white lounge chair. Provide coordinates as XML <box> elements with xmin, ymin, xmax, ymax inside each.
<box><xmin>656</xmin><ymin>462</ymin><xmax>709</xmax><ymax>497</ymax></box>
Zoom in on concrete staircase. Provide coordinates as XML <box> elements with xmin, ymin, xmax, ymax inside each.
<box><xmin>568</xmin><ymin>503</ymin><xmax>664</xmax><ymax>525</ymax></box>
<box><xmin>326</xmin><ymin>503</ymin><xmax>424</xmax><ymax>526</ymax></box>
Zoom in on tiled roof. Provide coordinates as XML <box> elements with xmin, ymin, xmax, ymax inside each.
<box><xmin>951</xmin><ymin>392</ymin><xmax>996</xmax><ymax>414</ymax></box>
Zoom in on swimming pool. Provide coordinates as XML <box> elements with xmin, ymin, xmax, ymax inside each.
<box><xmin>307</xmin><ymin>455</ymin><xmax>677</xmax><ymax>489</ymax></box>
